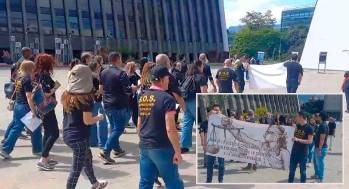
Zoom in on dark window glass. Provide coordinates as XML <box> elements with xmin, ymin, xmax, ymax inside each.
<box><xmin>156</xmin><ymin>0</ymin><xmax>165</xmax><ymax>41</ymax></box>
<box><xmin>91</xmin><ymin>0</ymin><xmax>104</xmax><ymax>37</ymax></box>
<box><xmin>38</xmin><ymin>0</ymin><xmax>53</xmax><ymax>35</ymax></box>
<box><xmin>184</xmin><ymin>0</ymin><xmax>192</xmax><ymax>42</ymax></box>
<box><xmin>146</xmin><ymin>1</ymin><xmax>156</xmax><ymax>40</ymax></box>
<box><xmin>214</xmin><ymin>0</ymin><xmax>223</xmax><ymax>42</ymax></box>
<box><xmin>104</xmin><ymin>0</ymin><xmax>115</xmax><ymax>37</ymax></box>
<box><xmin>10</xmin><ymin>0</ymin><xmax>23</xmax><ymax>33</ymax></box>
<box><xmin>66</xmin><ymin>0</ymin><xmax>79</xmax><ymax>35</ymax></box>
<box><xmin>115</xmin><ymin>0</ymin><xmax>126</xmax><ymax>39</ymax></box>
<box><xmin>0</xmin><ymin>0</ymin><xmax>8</xmax><ymax>32</ymax></box>
<box><xmin>78</xmin><ymin>0</ymin><xmax>92</xmax><ymax>36</ymax></box>
<box><xmin>175</xmin><ymin>1</ymin><xmax>184</xmax><ymax>42</ymax></box>
<box><xmin>201</xmin><ymin>0</ymin><xmax>210</xmax><ymax>42</ymax></box>
<box><xmin>127</xmin><ymin>0</ymin><xmax>136</xmax><ymax>39</ymax></box>
<box><xmin>52</xmin><ymin>0</ymin><xmax>66</xmax><ymax>35</ymax></box>
<box><xmin>136</xmin><ymin>0</ymin><xmax>146</xmax><ymax>40</ymax></box>
<box><xmin>193</xmin><ymin>0</ymin><xmax>201</xmax><ymax>42</ymax></box>
<box><xmin>165</xmin><ymin>1</ymin><xmax>175</xmax><ymax>41</ymax></box>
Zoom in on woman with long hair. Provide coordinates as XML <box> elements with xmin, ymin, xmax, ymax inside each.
<box><xmin>0</xmin><ymin>61</ymin><xmax>42</xmax><ymax>159</ymax></box>
<box><xmin>125</xmin><ymin>61</ymin><xmax>140</xmax><ymax>127</ymax></box>
<box><xmin>33</xmin><ymin>53</ymin><xmax>60</xmax><ymax>170</ymax></box>
<box><xmin>62</xmin><ymin>64</ymin><xmax>107</xmax><ymax>189</ymax></box>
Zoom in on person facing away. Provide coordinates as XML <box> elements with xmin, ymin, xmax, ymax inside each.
<box><xmin>137</xmin><ymin>65</ymin><xmax>184</xmax><ymax>189</ymax></box>
<box><xmin>288</xmin><ymin>111</ymin><xmax>314</xmax><ymax>183</ymax></box>
<box><xmin>199</xmin><ymin>53</ymin><xmax>217</xmax><ymax>92</ymax></box>
<box><xmin>11</xmin><ymin>47</ymin><xmax>33</xmax><ymax>82</ymax></box>
<box><xmin>283</xmin><ymin>53</ymin><xmax>303</xmax><ymax>93</ymax></box>
<box><xmin>341</xmin><ymin>71</ymin><xmax>349</xmax><ymax>112</ymax></box>
<box><xmin>215</xmin><ymin>59</ymin><xmax>239</xmax><ymax>93</ymax></box>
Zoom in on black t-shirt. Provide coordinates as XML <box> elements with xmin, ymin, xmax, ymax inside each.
<box><xmin>235</xmin><ymin>62</ymin><xmax>245</xmax><ymax>83</ymax></box>
<box><xmin>36</xmin><ymin>72</ymin><xmax>55</xmax><ymax>98</ymax></box>
<box><xmin>314</xmin><ymin>122</ymin><xmax>329</xmax><ymax>148</ymax></box>
<box><xmin>138</xmin><ymin>88</ymin><xmax>176</xmax><ymax>149</ymax></box>
<box><xmin>328</xmin><ymin>122</ymin><xmax>336</xmax><ymax>136</ymax></box>
<box><xmin>167</xmin><ymin>73</ymin><xmax>182</xmax><ymax>97</ymax></box>
<box><xmin>291</xmin><ymin>124</ymin><xmax>313</xmax><ymax>157</ymax></box>
<box><xmin>171</xmin><ymin>69</ymin><xmax>185</xmax><ymax>85</ymax></box>
<box><xmin>128</xmin><ymin>73</ymin><xmax>140</xmax><ymax>86</ymax></box>
<box><xmin>63</xmin><ymin>102</ymin><xmax>93</xmax><ymax>142</ymax></box>
<box><xmin>215</xmin><ymin>67</ymin><xmax>238</xmax><ymax>93</ymax></box>
<box><xmin>203</xmin><ymin>64</ymin><xmax>213</xmax><ymax>85</ymax></box>
<box><xmin>15</xmin><ymin>75</ymin><xmax>33</xmax><ymax>105</ymax></box>
<box><xmin>100</xmin><ymin>65</ymin><xmax>132</xmax><ymax>109</ymax></box>
<box><xmin>283</xmin><ymin>61</ymin><xmax>303</xmax><ymax>82</ymax></box>
<box><xmin>92</xmin><ymin>73</ymin><xmax>102</xmax><ymax>102</ymax></box>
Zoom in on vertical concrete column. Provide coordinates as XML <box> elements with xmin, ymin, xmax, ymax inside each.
<box><xmin>152</xmin><ymin>0</ymin><xmax>161</xmax><ymax>52</ymax></box>
<box><xmin>22</xmin><ymin>0</ymin><xmax>29</xmax><ymax>46</ymax></box>
<box><xmin>170</xmin><ymin>0</ymin><xmax>180</xmax><ymax>57</ymax></box>
<box><xmin>142</xmin><ymin>0</ymin><xmax>153</xmax><ymax>56</ymax></box>
<box><xmin>178</xmin><ymin>0</ymin><xmax>189</xmax><ymax>61</ymax></box>
<box><xmin>195</xmin><ymin>0</ymin><xmax>205</xmax><ymax>54</ymax></box>
<box><xmin>133</xmin><ymin>0</ymin><xmax>142</xmax><ymax>57</ymax></box>
<box><xmin>111</xmin><ymin>0</ymin><xmax>121</xmax><ymax>49</ymax></box>
<box><xmin>161</xmin><ymin>0</ymin><xmax>171</xmax><ymax>54</ymax></box>
<box><xmin>76</xmin><ymin>0</ymin><xmax>86</xmax><ymax>50</ymax></box>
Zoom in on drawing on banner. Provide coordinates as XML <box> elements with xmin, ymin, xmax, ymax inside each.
<box><xmin>207</xmin><ymin>113</ymin><xmax>295</xmax><ymax>170</ymax></box>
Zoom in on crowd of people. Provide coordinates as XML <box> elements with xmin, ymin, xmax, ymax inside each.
<box><xmin>199</xmin><ymin>104</ymin><xmax>336</xmax><ymax>183</ymax></box>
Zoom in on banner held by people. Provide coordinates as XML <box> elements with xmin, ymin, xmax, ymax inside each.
<box><xmin>249</xmin><ymin>62</ymin><xmax>287</xmax><ymax>89</ymax></box>
<box><xmin>206</xmin><ymin>113</ymin><xmax>295</xmax><ymax>170</ymax></box>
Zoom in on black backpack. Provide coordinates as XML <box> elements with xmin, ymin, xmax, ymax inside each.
<box><xmin>180</xmin><ymin>75</ymin><xmax>196</xmax><ymax>100</ymax></box>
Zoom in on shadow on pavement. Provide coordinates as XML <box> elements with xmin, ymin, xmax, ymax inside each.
<box><xmin>0</xmin><ymin>160</ymin><xmax>21</xmax><ymax>169</ymax></box>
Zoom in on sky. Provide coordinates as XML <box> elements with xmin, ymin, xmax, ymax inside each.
<box><xmin>224</xmin><ymin>0</ymin><xmax>317</xmax><ymax>27</ymax></box>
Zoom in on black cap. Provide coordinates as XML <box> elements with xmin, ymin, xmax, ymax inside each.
<box><xmin>151</xmin><ymin>65</ymin><xmax>170</xmax><ymax>81</ymax></box>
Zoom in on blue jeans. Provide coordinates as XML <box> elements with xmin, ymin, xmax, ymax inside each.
<box><xmin>287</xmin><ymin>80</ymin><xmax>299</xmax><ymax>93</ymax></box>
<box><xmin>313</xmin><ymin>147</ymin><xmax>328</xmax><ymax>181</ymax></box>
<box><xmin>103</xmin><ymin>107</ymin><xmax>131</xmax><ymax>155</ymax></box>
<box><xmin>181</xmin><ymin>99</ymin><xmax>196</xmax><ymax>149</ymax></box>
<box><xmin>139</xmin><ymin>148</ymin><xmax>184</xmax><ymax>189</ymax></box>
<box><xmin>4</xmin><ymin>120</ymin><xmax>14</xmax><ymax>139</ymax></box>
<box><xmin>89</xmin><ymin>102</ymin><xmax>108</xmax><ymax>147</ymax></box>
<box><xmin>308</xmin><ymin>142</ymin><xmax>315</xmax><ymax>163</ymax></box>
<box><xmin>206</xmin><ymin>155</ymin><xmax>224</xmax><ymax>183</ymax></box>
<box><xmin>288</xmin><ymin>153</ymin><xmax>307</xmax><ymax>183</ymax></box>
<box><xmin>2</xmin><ymin>103</ymin><xmax>42</xmax><ymax>154</ymax></box>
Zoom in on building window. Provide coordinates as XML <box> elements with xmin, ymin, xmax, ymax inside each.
<box><xmin>115</xmin><ymin>0</ymin><xmax>126</xmax><ymax>39</ymax></box>
<box><xmin>52</xmin><ymin>0</ymin><xmax>66</xmax><ymax>35</ymax></box>
<box><xmin>25</xmin><ymin>0</ymin><xmax>38</xmax><ymax>33</ymax></box>
<box><xmin>146</xmin><ymin>0</ymin><xmax>156</xmax><ymax>40</ymax></box>
<box><xmin>184</xmin><ymin>0</ymin><xmax>192</xmax><ymax>42</ymax></box>
<box><xmin>0</xmin><ymin>0</ymin><xmax>8</xmax><ymax>32</ymax></box>
<box><xmin>38</xmin><ymin>0</ymin><xmax>53</xmax><ymax>35</ymax></box>
<box><xmin>66</xmin><ymin>0</ymin><xmax>79</xmax><ymax>36</ymax></box>
<box><xmin>207</xmin><ymin>0</ymin><xmax>216</xmax><ymax>43</ymax></box>
<box><xmin>105</xmin><ymin>0</ymin><xmax>115</xmax><ymax>38</ymax></box>
<box><xmin>136</xmin><ymin>0</ymin><xmax>147</xmax><ymax>40</ymax></box>
<box><xmin>201</xmin><ymin>0</ymin><xmax>209</xmax><ymax>43</ymax></box>
<box><xmin>165</xmin><ymin>0</ymin><xmax>175</xmax><ymax>41</ymax></box>
<box><xmin>215</xmin><ymin>0</ymin><xmax>223</xmax><ymax>42</ymax></box>
<box><xmin>91</xmin><ymin>0</ymin><xmax>104</xmax><ymax>37</ymax></box>
<box><xmin>78</xmin><ymin>0</ymin><xmax>92</xmax><ymax>36</ymax></box>
<box><xmin>175</xmin><ymin>1</ymin><xmax>184</xmax><ymax>42</ymax></box>
<box><xmin>127</xmin><ymin>0</ymin><xmax>136</xmax><ymax>39</ymax></box>
<box><xmin>10</xmin><ymin>0</ymin><xmax>23</xmax><ymax>33</ymax></box>
<box><xmin>156</xmin><ymin>0</ymin><xmax>166</xmax><ymax>41</ymax></box>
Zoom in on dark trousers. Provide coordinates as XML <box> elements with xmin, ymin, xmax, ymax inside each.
<box><xmin>42</xmin><ymin>110</ymin><xmax>59</xmax><ymax>158</ymax></box>
<box><xmin>65</xmin><ymin>139</ymin><xmax>97</xmax><ymax>189</ymax></box>
<box><xmin>345</xmin><ymin>91</ymin><xmax>349</xmax><ymax>111</ymax></box>
<box><xmin>288</xmin><ymin>154</ymin><xmax>307</xmax><ymax>183</ymax></box>
<box><xmin>131</xmin><ymin>95</ymin><xmax>138</xmax><ymax>126</ymax></box>
<box><xmin>206</xmin><ymin>155</ymin><xmax>224</xmax><ymax>183</ymax></box>
<box><xmin>287</xmin><ymin>80</ymin><xmax>299</xmax><ymax>93</ymax></box>
<box><xmin>239</xmin><ymin>82</ymin><xmax>245</xmax><ymax>93</ymax></box>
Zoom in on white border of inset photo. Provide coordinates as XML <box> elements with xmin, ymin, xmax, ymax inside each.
<box><xmin>195</xmin><ymin>93</ymin><xmax>345</xmax><ymax>185</ymax></box>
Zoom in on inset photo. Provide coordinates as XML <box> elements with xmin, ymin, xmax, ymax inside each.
<box><xmin>196</xmin><ymin>94</ymin><xmax>343</xmax><ymax>184</ymax></box>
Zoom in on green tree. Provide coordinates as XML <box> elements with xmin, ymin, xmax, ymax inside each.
<box><xmin>240</xmin><ymin>10</ymin><xmax>276</xmax><ymax>30</ymax></box>
<box><xmin>283</xmin><ymin>25</ymin><xmax>310</xmax><ymax>59</ymax></box>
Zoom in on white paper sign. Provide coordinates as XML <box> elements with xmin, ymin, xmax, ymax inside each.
<box><xmin>249</xmin><ymin>63</ymin><xmax>287</xmax><ymax>89</ymax></box>
<box><xmin>20</xmin><ymin>112</ymin><xmax>42</xmax><ymax>132</ymax></box>
<box><xmin>207</xmin><ymin>113</ymin><xmax>295</xmax><ymax>170</ymax></box>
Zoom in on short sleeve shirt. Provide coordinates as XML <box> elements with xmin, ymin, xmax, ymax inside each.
<box><xmin>36</xmin><ymin>72</ymin><xmax>55</xmax><ymax>97</ymax></box>
<box><xmin>291</xmin><ymin>124</ymin><xmax>313</xmax><ymax>156</ymax></box>
<box><xmin>314</xmin><ymin>122</ymin><xmax>329</xmax><ymax>148</ymax></box>
<box><xmin>138</xmin><ymin>89</ymin><xmax>176</xmax><ymax>149</ymax></box>
<box><xmin>284</xmin><ymin>61</ymin><xmax>303</xmax><ymax>82</ymax></box>
<box><xmin>63</xmin><ymin>102</ymin><xmax>93</xmax><ymax>143</ymax></box>
<box><xmin>15</xmin><ymin>75</ymin><xmax>33</xmax><ymax>105</ymax></box>
<box><xmin>216</xmin><ymin>67</ymin><xmax>237</xmax><ymax>93</ymax></box>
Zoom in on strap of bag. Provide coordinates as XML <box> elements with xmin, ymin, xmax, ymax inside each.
<box><xmin>10</xmin><ymin>81</ymin><xmax>18</xmax><ymax>100</ymax></box>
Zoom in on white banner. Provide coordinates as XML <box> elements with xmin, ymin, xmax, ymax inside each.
<box><xmin>206</xmin><ymin>113</ymin><xmax>295</xmax><ymax>170</ymax></box>
<box><xmin>249</xmin><ymin>63</ymin><xmax>287</xmax><ymax>89</ymax></box>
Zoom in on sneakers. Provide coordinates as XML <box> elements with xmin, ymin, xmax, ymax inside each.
<box><xmin>113</xmin><ymin>149</ymin><xmax>126</xmax><ymax>158</ymax></box>
<box><xmin>310</xmin><ymin>175</ymin><xmax>319</xmax><ymax>179</ymax></box>
<box><xmin>0</xmin><ymin>149</ymin><xmax>11</xmax><ymax>159</ymax></box>
<box><xmin>154</xmin><ymin>177</ymin><xmax>162</xmax><ymax>186</ymax></box>
<box><xmin>181</xmin><ymin>148</ymin><xmax>189</xmax><ymax>154</ymax></box>
<box><xmin>99</xmin><ymin>152</ymin><xmax>116</xmax><ymax>165</ymax></box>
<box><xmin>48</xmin><ymin>159</ymin><xmax>59</xmax><ymax>166</ymax></box>
<box><xmin>92</xmin><ymin>180</ymin><xmax>108</xmax><ymax>189</ymax></box>
<box><xmin>37</xmin><ymin>162</ymin><xmax>54</xmax><ymax>171</ymax></box>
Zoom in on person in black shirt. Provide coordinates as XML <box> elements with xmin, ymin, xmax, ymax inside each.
<box><xmin>234</xmin><ymin>55</ymin><xmax>246</xmax><ymax>93</ymax></box>
<box><xmin>33</xmin><ymin>53</ymin><xmax>60</xmax><ymax>171</ymax></box>
<box><xmin>62</xmin><ymin>63</ymin><xmax>107</xmax><ymax>189</ymax></box>
<box><xmin>137</xmin><ymin>65</ymin><xmax>184</xmax><ymax>189</ymax></box>
<box><xmin>284</xmin><ymin>53</ymin><xmax>303</xmax><ymax>93</ymax></box>
<box><xmin>1</xmin><ymin>61</ymin><xmax>42</xmax><ymax>160</ymax></box>
<box><xmin>125</xmin><ymin>61</ymin><xmax>141</xmax><ymax>127</ymax></box>
<box><xmin>181</xmin><ymin>61</ymin><xmax>208</xmax><ymax>153</ymax></box>
<box><xmin>215</xmin><ymin>59</ymin><xmax>239</xmax><ymax>93</ymax></box>
<box><xmin>199</xmin><ymin>53</ymin><xmax>217</xmax><ymax>92</ymax></box>
<box><xmin>171</xmin><ymin>61</ymin><xmax>185</xmax><ymax>86</ymax></box>
<box><xmin>288</xmin><ymin>111</ymin><xmax>314</xmax><ymax>183</ymax></box>
<box><xmin>328</xmin><ymin>117</ymin><xmax>336</xmax><ymax>151</ymax></box>
<box><xmin>307</xmin><ymin>115</ymin><xmax>317</xmax><ymax>166</ymax></box>
<box><xmin>98</xmin><ymin>52</ymin><xmax>136</xmax><ymax>164</ymax></box>
<box><xmin>313</xmin><ymin>111</ymin><xmax>329</xmax><ymax>183</ymax></box>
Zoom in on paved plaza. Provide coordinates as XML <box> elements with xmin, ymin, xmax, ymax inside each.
<box><xmin>0</xmin><ymin>67</ymin><xmax>348</xmax><ymax>189</ymax></box>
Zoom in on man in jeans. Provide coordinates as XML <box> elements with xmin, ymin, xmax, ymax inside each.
<box><xmin>284</xmin><ymin>53</ymin><xmax>303</xmax><ymax>93</ymax></box>
<box><xmin>98</xmin><ymin>52</ymin><xmax>136</xmax><ymax>164</ymax></box>
<box><xmin>206</xmin><ymin>104</ymin><xmax>225</xmax><ymax>183</ymax></box>
<box><xmin>288</xmin><ymin>111</ymin><xmax>314</xmax><ymax>183</ymax></box>
<box><xmin>137</xmin><ymin>65</ymin><xmax>184</xmax><ymax>189</ymax></box>
<box><xmin>313</xmin><ymin>111</ymin><xmax>329</xmax><ymax>183</ymax></box>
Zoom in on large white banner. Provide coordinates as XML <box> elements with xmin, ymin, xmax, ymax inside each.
<box><xmin>206</xmin><ymin>114</ymin><xmax>295</xmax><ymax>170</ymax></box>
<box><xmin>249</xmin><ymin>63</ymin><xmax>287</xmax><ymax>89</ymax></box>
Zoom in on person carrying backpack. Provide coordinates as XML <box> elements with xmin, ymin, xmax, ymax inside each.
<box><xmin>180</xmin><ymin>60</ymin><xmax>207</xmax><ymax>153</ymax></box>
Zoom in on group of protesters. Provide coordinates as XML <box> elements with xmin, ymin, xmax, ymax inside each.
<box><xmin>0</xmin><ymin>47</ymin><xmax>227</xmax><ymax>188</ymax></box>
<box><xmin>199</xmin><ymin>103</ymin><xmax>336</xmax><ymax>183</ymax></box>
